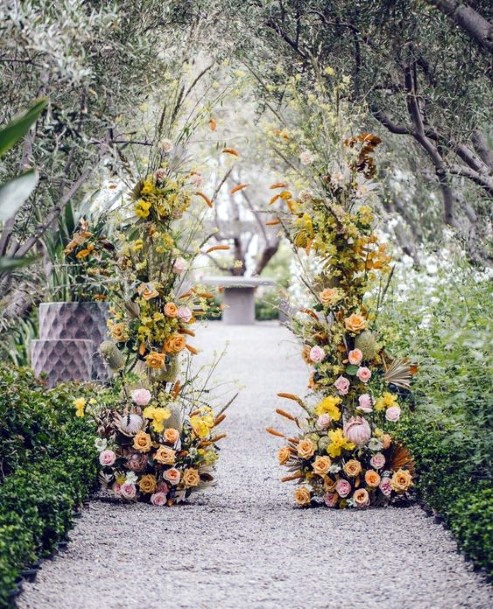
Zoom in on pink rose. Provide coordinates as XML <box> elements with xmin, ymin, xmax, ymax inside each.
<box><xmin>163</xmin><ymin>468</ymin><xmax>181</xmax><ymax>485</ymax></box>
<box><xmin>379</xmin><ymin>478</ymin><xmax>392</xmax><ymax>497</ymax></box>
<box><xmin>348</xmin><ymin>349</ymin><xmax>363</xmax><ymax>365</ymax></box>
<box><xmin>386</xmin><ymin>405</ymin><xmax>401</xmax><ymax>422</ymax></box>
<box><xmin>357</xmin><ymin>393</ymin><xmax>373</xmax><ymax>413</ymax></box>
<box><xmin>156</xmin><ymin>481</ymin><xmax>170</xmax><ymax>494</ymax></box>
<box><xmin>131</xmin><ymin>388</ymin><xmax>152</xmax><ymax>406</ymax></box>
<box><xmin>99</xmin><ymin>449</ymin><xmax>116</xmax><ymax>467</ymax></box>
<box><xmin>189</xmin><ymin>172</ymin><xmax>204</xmax><ymax>188</ymax></box>
<box><xmin>120</xmin><ymin>481</ymin><xmax>137</xmax><ymax>500</ymax></box>
<box><xmin>150</xmin><ymin>492</ymin><xmax>168</xmax><ymax>506</ymax></box>
<box><xmin>370</xmin><ymin>453</ymin><xmax>386</xmax><ymax>469</ymax></box>
<box><xmin>356</xmin><ymin>367</ymin><xmax>372</xmax><ymax>383</ymax></box>
<box><xmin>309</xmin><ymin>345</ymin><xmax>325</xmax><ymax>363</ymax></box>
<box><xmin>334</xmin><ymin>376</ymin><xmax>350</xmax><ymax>395</ymax></box>
<box><xmin>324</xmin><ymin>492</ymin><xmax>339</xmax><ymax>508</ymax></box>
<box><xmin>172</xmin><ymin>257</ymin><xmax>187</xmax><ymax>274</ymax></box>
<box><xmin>177</xmin><ymin>306</ymin><xmax>193</xmax><ymax>323</ymax></box>
<box><xmin>112</xmin><ymin>482</ymin><xmax>121</xmax><ymax>495</ymax></box>
<box><xmin>154</xmin><ymin>168</ymin><xmax>167</xmax><ymax>182</ymax></box>
<box><xmin>316</xmin><ymin>414</ymin><xmax>331</xmax><ymax>430</ymax></box>
<box><xmin>335</xmin><ymin>479</ymin><xmax>352</xmax><ymax>498</ymax></box>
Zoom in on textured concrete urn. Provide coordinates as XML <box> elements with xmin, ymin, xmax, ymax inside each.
<box><xmin>31</xmin><ymin>302</ymin><xmax>109</xmax><ymax>387</ymax></box>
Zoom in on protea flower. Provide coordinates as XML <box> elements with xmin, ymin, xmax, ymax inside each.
<box><xmin>343</xmin><ymin>416</ymin><xmax>371</xmax><ymax>447</ymax></box>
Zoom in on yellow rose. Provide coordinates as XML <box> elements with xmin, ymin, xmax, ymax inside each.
<box><xmin>133</xmin><ymin>431</ymin><xmax>152</xmax><ymax>453</ymax></box>
<box><xmin>390</xmin><ymin>469</ymin><xmax>413</xmax><ymax>492</ymax></box>
<box><xmin>365</xmin><ymin>470</ymin><xmax>381</xmax><ymax>488</ymax></box>
<box><xmin>294</xmin><ymin>486</ymin><xmax>312</xmax><ymax>506</ymax></box>
<box><xmin>163</xmin><ymin>428</ymin><xmax>180</xmax><ymax>445</ymax></box>
<box><xmin>312</xmin><ymin>455</ymin><xmax>332</xmax><ymax>476</ymax></box>
<box><xmin>190</xmin><ymin>416</ymin><xmax>210</xmax><ymax>439</ymax></box>
<box><xmin>278</xmin><ymin>446</ymin><xmax>292</xmax><ymax>465</ymax></box>
<box><xmin>344</xmin><ymin>313</ymin><xmax>367</xmax><ymax>334</ymax></box>
<box><xmin>182</xmin><ymin>468</ymin><xmax>200</xmax><ymax>488</ymax></box>
<box><xmin>138</xmin><ymin>474</ymin><xmax>157</xmax><ymax>494</ymax></box>
<box><xmin>164</xmin><ymin>334</ymin><xmax>186</xmax><ymax>354</ymax></box>
<box><xmin>164</xmin><ymin>302</ymin><xmax>178</xmax><ymax>317</ymax></box>
<box><xmin>297</xmin><ymin>438</ymin><xmax>316</xmax><ymax>460</ymax></box>
<box><xmin>343</xmin><ymin>459</ymin><xmax>362</xmax><ymax>477</ymax></box>
<box><xmin>110</xmin><ymin>323</ymin><xmax>128</xmax><ymax>342</ymax></box>
<box><xmin>146</xmin><ymin>351</ymin><xmax>166</xmax><ymax>369</ymax></box>
<box><xmin>154</xmin><ymin>445</ymin><xmax>176</xmax><ymax>465</ymax></box>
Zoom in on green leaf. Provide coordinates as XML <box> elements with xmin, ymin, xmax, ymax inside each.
<box><xmin>0</xmin><ymin>256</ymin><xmax>36</xmax><ymax>273</ymax></box>
<box><xmin>0</xmin><ymin>99</ymin><xmax>47</xmax><ymax>158</ymax></box>
<box><xmin>346</xmin><ymin>364</ymin><xmax>359</xmax><ymax>375</ymax></box>
<box><xmin>0</xmin><ymin>170</ymin><xmax>38</xmax><ymax>221</ymax></box>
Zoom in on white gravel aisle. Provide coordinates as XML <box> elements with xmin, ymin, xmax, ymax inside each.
<box><xmin>18</xmin><ymin>323</ymin><xmax>492</xmax><ymax>609</ymax></box>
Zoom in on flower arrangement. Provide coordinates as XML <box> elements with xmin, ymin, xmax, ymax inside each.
<box><xmin>267</xmin><ymin>133</ymin><xmax>417</xmax><ymax>509</ymax></box>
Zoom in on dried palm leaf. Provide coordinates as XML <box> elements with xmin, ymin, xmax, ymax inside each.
<box><xmin>390</xmin><ymin>444</ymin><xmax>415</xmax><ymax>476</ymax></box>
<box><xmin>383</xmin><ymin>356</ymin><xmax>413</xmax><ymax>389</ymax></box>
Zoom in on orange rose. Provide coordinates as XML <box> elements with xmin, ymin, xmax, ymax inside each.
<box><xmin>133</xmin><ymin>431</ymin><xmax>152</xmax><ymax>453</ymax></box>
<box><xmin>324</xmin><ymin>477</ymin><xmax>337</xmax><ymax>492</ymax></box>
<box><xmin>163</xmin><ymin>428</ymin><xmax>180</xmax><ymax>445</ymax></box>
<box><xmin>154</xmin><ymin>446</ymin><xmax>176</xmax><ymax>465</ymax></box>
<box><xmin>344</xmin><ymin>313</ymin><xmax>367</xmax><ymax>334</ymax></box>
<box><xmin>343</xmin><ymin>459</ymin><xmax>362</xmax><ymax>477</ymax></box>
<box><xmin>365</xmin><ymin>470</ymin><xmax>381</xmax><ymax>488</ymax></box>
<box><xmin>164</xmin><ymin>302</ymin><xmax>178</xmax><ymax>317</ymax></box>
<box><xmin>164</xmin><ymin>334</ymin><xmax>186</xmax><ymax>354</ymax></box>
<box><xmin>278</xmin><ymin>446</ymin><xmax>291</xmax><ymax>465</ymax></box>
<box><xmin>293</xmin><ymin>486</ymin><xmax>311</xmax><ymax>506</ymax></box>
<box><xmin>390</xmin><ymin>469</ymin><xmax>413</xmax><ymax>493</ymax></box>
<box><xmin>312</xmin><ymin>456</ymin><xmax>332</xmax><ymax>476</ymax></box>
<box><xmin>138</xmin><ymin>474</ymin><xmax>157</xmax><ymax>494</ymax></box>
<box><xmin>146</xmin><ymin>351</ymin><xmax>166</xmax><ymax>369</ymax></box>
<box><xmin>182</xmin><ymin>468</ymin><xmax>200</xmax><ymax>487</ymax></box>
<box><xmin>297</xmin><ymin>438</ymin><xmax>316</xmax><ymax>460</ymax></box>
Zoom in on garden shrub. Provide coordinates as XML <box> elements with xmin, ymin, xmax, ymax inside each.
<box><xmin>0</xmin><ymin>365</ymin><xmax>98</xmax><ymax>608</ymax></box>
<box><xmin>380</xmin><ymin>259</ymin><xmax>493</xmax><ymax>576</ymax></box>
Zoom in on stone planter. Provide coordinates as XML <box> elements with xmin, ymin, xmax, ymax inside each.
<box><xmin>31</xmin><ymin>302</ymin><xmax>110</xmax><ymax>386</ymax></box>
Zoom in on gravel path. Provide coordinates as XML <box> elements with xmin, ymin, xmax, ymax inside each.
<box><xmin>18</xmin><ymin>323</ymin><xmax>492</xmax><ymax>609</ymax></box>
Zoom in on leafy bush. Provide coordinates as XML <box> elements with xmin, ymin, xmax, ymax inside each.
<box><xmin>380</xmin><ymin>258</ymin><xmax>493</xmax><ymax>576</ymax></box>
<box><xmin>0</xmin><ymin>365</ymin><xmax>98</xmax><ymax>608</ymax></box>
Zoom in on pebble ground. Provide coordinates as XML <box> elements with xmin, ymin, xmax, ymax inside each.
<box><xmin>18</xmin><ymin>323</ymin><xmax>492</xmax><ymax>609</ymax></box>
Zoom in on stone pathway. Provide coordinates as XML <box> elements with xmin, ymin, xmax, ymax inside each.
<box><xmin>18</xmin><ymin>323</ymin><xmax>492</xmax><ymax>609</ymax></box>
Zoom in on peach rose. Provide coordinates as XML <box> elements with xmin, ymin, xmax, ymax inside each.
<box><xmin>163</xmin><ymin>468</ymin><xmax>181</xmax><ymax>485</ymax></box>
<box><xmin>146</xmin><ymin>351</ymin><xmax>166</xmax><ymax>369</ymax></box>
<box><xmin>390</xmin><ymin>469</ymin><xmax>413</xmax><ymax>493</ymax></box>
<box><xmin>138</xmin><ymin>474</ymin><xmax>157</xmax><ymax>494</ymax></box>
<box><xmin>297</xmin><ymin>438</ymin><xmax>316</xmax><ymax>460</ymax></box>
<box><xmin>164</xmin><ymin>302</ymin><xmax>178</xmax><ymax>317</ymax></box>
<box><xmin>356</xmin><ymin>367</ymin><xmax>372</xmax><ymax>383</ymax></box>
<box><xmin>294</xmin><ymin>486</ymin><xmax>311</xmax><ymax>506</ymax></box>
<box><xmin>110</xmin><ymin>322</ymin><xmax>128</xmax><ymax>342</ymax></box>
<box><xmin>343</xmin><ymin>459</ymin><xmax>362</xmax><ymax>477</ymax></box>
<box><xmin>344</xmin><ymin>313</ymin><xmax>367</xmax><ymax>334</ymax></box>
<box><xmin>154</xmin><ymin>445</ymin><xmax>176</xmax><ymax>465</ymax></box>
<box><xmin>353</xmin><ymin>488</ymin><xmax>370</xmax><ymax>508</ymax></box>
<box><xmin>348</xmin><ymin>349</ymin><xmax>363</xmax><ymax>365</ymax></box>
<box><xmin>365</xmin><ymin>470</ymin><xmax>381</xmax><ymax>488</ymax></box>
<box><xmin>138</xmin><ymin>283</ymin><xmax>159</xmax><ymax>300</ymax></box>
<box><xmin>164</xmin><ymin>334</ymin><xmax>186</xmax><ymax>354</ymax></box>
<box><xmin>382</xmin><ymin>434</ymin><xmax>393</xmax><ymax>449</ymax></box>
<box><xmin>163</xmin><ymin>428</ymin><xmax>180</xmax><ymax>445</ymax></box>
<box><xmin>319</xmin><ymin>288</ymin><xmax>340</xmax><ymax>306</ymax></box>
<box><xmin>312</xmin><ymin>456</ymin><xmax>332</xmax><ymax>476</ymax></box>
<box><xmin>133</xmin><ymin>431</ymin><xmax>152</xmax><ymax>453</ymax></box>
<box><xmin>182</xmin><ymin>468</ymin><xmax>200</xmax><ymax>487</ymax></box>
<box><xmin>278</xmin><ymin>446</ymin><xmax>291</xmax><ymax>465</ymax></box>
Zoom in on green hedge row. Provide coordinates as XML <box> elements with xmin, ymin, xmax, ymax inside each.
<box><xmin>0</xmin><ymin>366</ymin><xmax>98</xmax><ymax>608</ymax></box>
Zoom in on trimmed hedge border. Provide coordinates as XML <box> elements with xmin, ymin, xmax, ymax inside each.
<box><xmin>0</xmin><ymin>366</ymin><xmax>98</xmax><ymax>608</ymax></box>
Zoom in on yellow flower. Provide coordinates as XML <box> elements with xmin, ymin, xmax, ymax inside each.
<box><xmin>109</xmin><ymin>322</ymin><xmax>128</xmax><ymax>343</ymax></box>
<box><xmin>314</xmin><ymin>396</ymin><xmax>342</xmax><ymax>420</ymax></box>
<box><xmin>73</xmin><ymin>397</ymin><xmax>86</xmax><ymax>418</ymax></box>
<box><xmin>383</xmin><ymin>392</ymin><xmax>398</xmax><ymax>407</ymax></box>
<box><xmin>190</xmin><ymin>415</ymin><xmax>210</xmax><ymax>439</ymax></box>
<box><xmin>143</xmin><ymin>406</ymin><xmax>171</xmax><ymax>433</ymax></box>
<box><xmin>327</xmin><ymin>428</ymin><xmax>355</xmax><ymax>458</ymax></box>
<box><xmin>135</xmin><ymin>199</ymin><xmax>152</xmax><ymax>218</ymax></box>
<box><xmin>132</xmin><ymin>239</ymin><xmax>144</xmax><ymax>252</ymax></box>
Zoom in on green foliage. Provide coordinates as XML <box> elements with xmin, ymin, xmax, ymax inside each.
<box><xmin>380</xmin><ymin>257</ymin><xmax>493</xmax><ymax>575</ymax></box>
<box><xmin>255</xmin><ymin>296</ymin><xmax>280</xmax><ymax>321</ymax></box>
<box><xmin>0</xmin><ymin>365</ymin><xmax>98</xmax><ymax>607</ymax></box>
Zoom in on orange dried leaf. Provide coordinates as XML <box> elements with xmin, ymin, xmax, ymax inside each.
<box><xmin>269</xmin><ymin>193</ymin><xmax>281</xmax><ymax>205</ymax></box>
<box><xmin>269</xmin><ymin>182</ymin><xmax>288</xmax><ymax>189</ymax></box>
<box><xmin>214</xmin><ymin>414</ymin><xmax>227</xmax><ymax>426</ymax></box>
<box><xmin>208</xmin><ymin>118</ymin><xmax>217</xmax><ymax>131</ymax></box>
<box><xmin>185</xmin><ymin>344</ymin><xmax>199</xmax><ymax>355</ymax></box>
<box><xmin>276</xmin><ymin>408</ymin><xmax>297</xmax><ymax>422</ymax></box>
<box><xmin>266</xmin><ymin>427</ymin><xmax>286</xmax><ymax>438</ymax></box>
<box><xmin>222</xmin><ymin>147</ymin><xmax>240</xmax><ymax>157</ymax></box>
<box><xmin>281</xmin><ymin>472</ymin><xmax>304</xmax><ymax>482</ymax></box>
<box><xmin>265</xmin><ymin>218</ymin><xmax>281</xmax><ymax>226</ymax></box>
<box><xmin>230</xmin><ymin>183</ymin><xmax>248</xmax><ymax>194</ymax></box>
<box><xmin>205</xmin><ymin>244</ymin><xmax>230</xmax><ymax>254</ymax></box>
<box><xmin>196</xmin><ymin>192</ymin><xmax>213</xmax><ymax>207</ymax></box>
